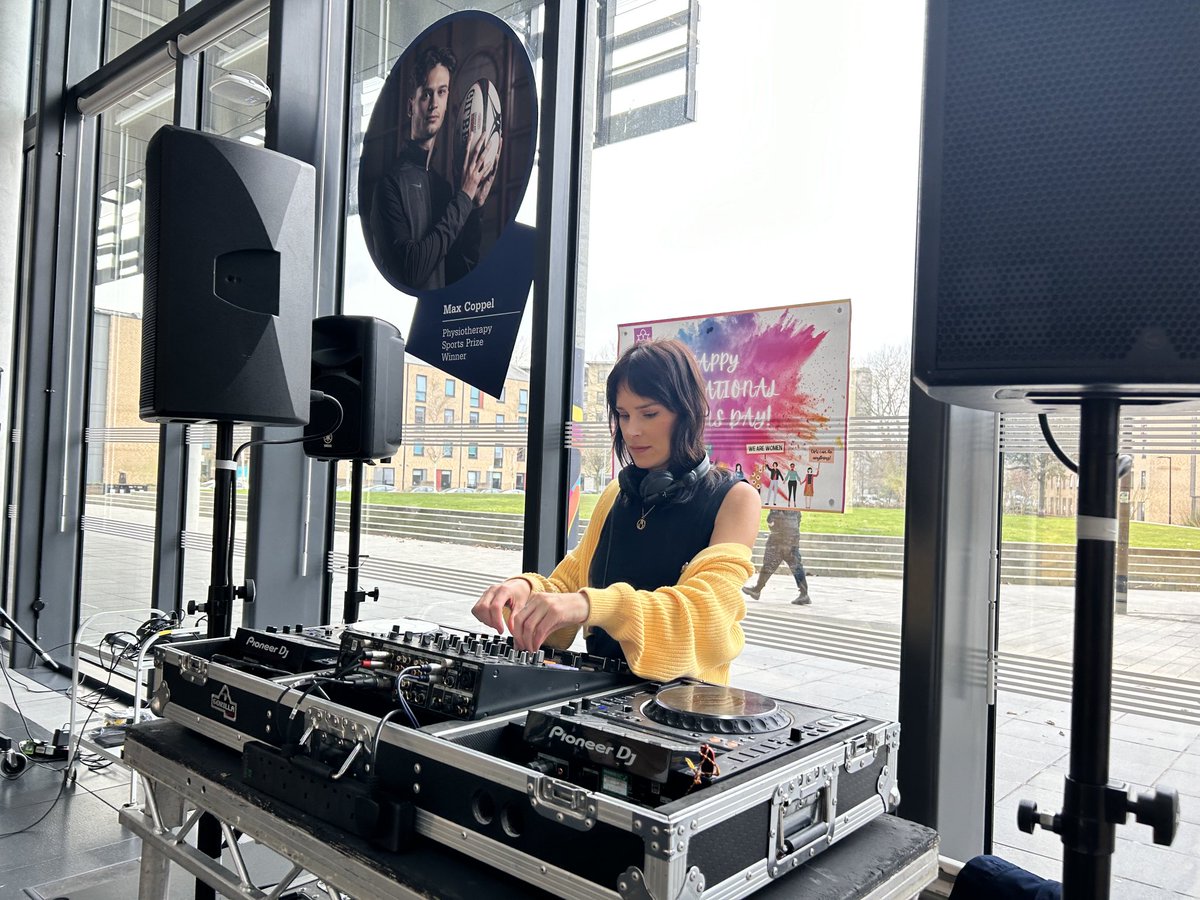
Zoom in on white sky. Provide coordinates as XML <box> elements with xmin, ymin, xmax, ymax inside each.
<box><xmin>581</xmin><ymin>1</ymin><xmax>926</xmax><ymax>363</ymax></box>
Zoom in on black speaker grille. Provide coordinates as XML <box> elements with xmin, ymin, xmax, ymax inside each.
<box><xmin>933</xmin><ymin>2</ymin><xmax>1200</xmax><ymax>370</ymax></box>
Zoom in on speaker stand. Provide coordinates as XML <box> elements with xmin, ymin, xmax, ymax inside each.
<box><xmin>1017</xmin><ymin>399</ymin><xmax>1179</xmax><ymax>899</ymax></box>
<box><xmin>0</xmin><ymin>605</ymin><xmax>60</xmax><ymax>671</ymax></box>
<box><xmin>196</xmin><ymin>421</ymin><xmax>234</xmax><ymax>900</ymax></box>
<box><xmin>342</xmin><ymin>459</ymin><xmax>379</xmax><ymax>625</ymax></box>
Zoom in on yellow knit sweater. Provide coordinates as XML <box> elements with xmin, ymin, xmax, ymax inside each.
<box><xmin>518</xmin><ymin>481</ymin><xmax>752</xmax><ymax>684</ymax></box>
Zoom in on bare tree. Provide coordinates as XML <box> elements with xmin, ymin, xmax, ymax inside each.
<box><xmin>850</xmin><ymin>342</ymin><xmax>911</xmax><ymax>506</ymax></box>
<box><xmin>420</xmin><ymin>391</ymin><xmax>458</xmax><ymax>485</ymax></box>
<box><xmin>580</xmin><ymin>445</ymin><xmax>613</xmax><ymax>492</ymax></box>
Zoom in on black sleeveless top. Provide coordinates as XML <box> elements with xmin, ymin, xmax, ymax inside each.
<box><xmin>585</xmin><ymin>469</ymin><xmax>736</xmax><ymax>663</ymax></box>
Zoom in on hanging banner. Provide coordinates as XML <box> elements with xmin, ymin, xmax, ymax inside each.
<box><xmin>618</xmin><ymin>300</ymin><xmax>852</xmax><ymax>512</ymax></box>
<box><xmin>357</xmin><ymin>10</ymin><xmax>538</xmax><ymax>396</ymax></box>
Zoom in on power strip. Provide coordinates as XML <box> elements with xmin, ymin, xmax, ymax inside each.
<box><xmin>21</xmin><ymin>730</ymin><xmax>70</xmax><ymax>762</ymax></box>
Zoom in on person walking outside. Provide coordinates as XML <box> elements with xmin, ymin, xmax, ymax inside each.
<box><xmin>742</xmin><ymin>508</ymin><xmax>810</xmax><ymax>605</ymax></box>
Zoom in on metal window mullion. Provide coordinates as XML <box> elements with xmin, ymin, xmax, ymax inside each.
<box><xmin>242</xmin><ymin>0</ymin><xmax>348</xmax><ymax>628</ymax></box>
<box><xmin>8</xmin><ymin>0</ymin><xmax>105</xmax><ymax>666</ymax></box>
<box><xmin>148</xmin><ymin>47</ymin><xmax>203</xmax><ymax>619</ymax></box>
<box><xmin>524</xmin><ymin>0</ymin><xmax>587</xmax><ymax>574</ymax></box>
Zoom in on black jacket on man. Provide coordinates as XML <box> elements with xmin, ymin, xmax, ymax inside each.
<box><xmin>371</xmin><ymin>140</ymin><xmax>481</xmax><ymax>291</ymax></box>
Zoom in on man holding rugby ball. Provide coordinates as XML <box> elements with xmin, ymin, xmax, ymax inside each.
<box><xmin>372</xmin><ymin>45</ymin><xmax>501</xmax><ymax>291</ymax></box>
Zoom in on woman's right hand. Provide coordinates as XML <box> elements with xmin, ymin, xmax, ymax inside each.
<box><xmin>472</xmin><ymin>577</ymin><xmax>533</xmax><ymax>634</ymax></box>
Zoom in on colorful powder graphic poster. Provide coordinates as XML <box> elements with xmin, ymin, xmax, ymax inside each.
<box><xmin>618</xmin><ymin>300</ymin><xmax>851</xmax><ymax>513</ymax></box>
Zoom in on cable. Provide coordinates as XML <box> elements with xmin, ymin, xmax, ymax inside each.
<box><xmin>223</xmin><ymin>392</ymin><xmax>343</xmax><ymax>597</ymax></box>
<box><xmin>273</xmin><ymin>652</ymin><xmax>364</xmax><ymax>743</ymax></box>
<box><xmin>1037</xmin><ymin>414</ymin><xmax>1078</xmax><ymax>474</ymax></box>
<box><xmin>0</xmin><ymin>628</ymin><xmax>131</xmax><ymax>838</ymax></box>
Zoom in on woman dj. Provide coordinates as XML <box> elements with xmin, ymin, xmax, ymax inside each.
<box><xmin>471</xmin><ymin>339</ymin><xmax>761</xmax><ymax>684</ymax></box>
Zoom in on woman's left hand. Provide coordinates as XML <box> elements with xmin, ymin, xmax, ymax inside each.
<box><xmin>508</xmin><ymin>591</ymin><xmax>589</xmax><ymax>652</ymax></box>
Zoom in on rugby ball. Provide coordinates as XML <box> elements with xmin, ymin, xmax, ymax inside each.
<box><xmin>459</xmin><ymin>78</ymin><xmax>503</xmax><ymax>170</ymax></box>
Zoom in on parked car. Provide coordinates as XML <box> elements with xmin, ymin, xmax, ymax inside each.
<box><xmin>444</xmin><ymin>487</ymin><xmax>476</xmax><ymax>493</ymax></box>
<box><xmin>476</xmin><ymin>488</ymin><xmax>502</xmax><ymax>493</ymax></box>
<box><xmin>409</xmin><ymin>486</ymin><xmax>436</xmax><ymax>493</ymax></box>
<box><xmin>501</xmin><ymin>488</ymin><xmax>525</xmax><ymax>494</ymax></box>
<box><xmin>363</xmin><ymin>484</ymin><xmax>395</xmax><ymax>492</ymax></box>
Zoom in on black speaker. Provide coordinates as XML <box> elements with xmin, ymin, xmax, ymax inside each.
<box><xmin>913</xmin><ymin>2</ymin><xmax>1200</xmax><ymax>412</ymax></box>
<box><xmin>304</xmin><ymin>316</ymin><xmax>405</xmax><ymax>461</ymax></box>
<box><xmin>140</xmin><ymin>125</ymin><xmax>315</xmax><ymax>425</ymax></box>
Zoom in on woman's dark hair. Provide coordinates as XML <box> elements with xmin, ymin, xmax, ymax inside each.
<box><xmin>607</xmin><ymin>339</ymin><xmax>708</xmax><ymax>471</ymax></box>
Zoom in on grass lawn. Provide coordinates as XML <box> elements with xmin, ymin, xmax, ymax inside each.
<box><xmin>348</xmin><ymin>492</ymin><xmax>1200</xmax><ymax>550</ymax></box>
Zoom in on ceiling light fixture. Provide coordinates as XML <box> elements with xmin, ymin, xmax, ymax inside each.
<box><xmin>208</xmin><ymin>70</ymin><xmax>271</xmax><ymax>107</ymax></box>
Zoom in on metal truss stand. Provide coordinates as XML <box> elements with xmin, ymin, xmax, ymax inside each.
<box><xmin>122</xmin><ymin>732</ymin><xmax>423</xmax><ymax>900</ymax></box>
<box><xmin>1017</xmin><ymin>399</ymin><xmax>1179</xmax><ymax>899</ymax></box>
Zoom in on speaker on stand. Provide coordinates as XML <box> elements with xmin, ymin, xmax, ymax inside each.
<box><xmin>303</xmin><ymin>316</ymin><xmax>406</xmax><ymax>625</ymax></box>
<box><xmin>140</xmin><ymin>125</ymin><xmax>316</xmax><ymax>900</ymax></box>
<box><xmin>913</xmin><ymin>4</ymin><xmax>1189</xmax><ymax>896</ymax></box>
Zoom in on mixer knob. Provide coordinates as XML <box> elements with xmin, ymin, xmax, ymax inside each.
<box><xmin>390</xmin><ymin>624</ymin><xmax>401</xmax><ymax>635</ymax></box>
<box><xmin>403</xmin><ymin>631</ymin><xmax>414</xmax><ymax>643</ymax></box>
<box><xmin>534</xmin><ymin>650</ymin><xmax>545</xmax><ymax>665</ymax></box>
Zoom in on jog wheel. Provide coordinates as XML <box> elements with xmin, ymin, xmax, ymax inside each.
<box><xmin>644</xmin><ymin>683</ymin><xmax>792</xmax><ymax>734</ymax></box>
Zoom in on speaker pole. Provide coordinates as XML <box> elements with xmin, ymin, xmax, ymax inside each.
<box><xmin>206</xmin><ymin>422</ymin><xmax>235</xmax><ymax>640</ymax></box>
<box><xmin>1060</xmin><ymin>399</ymin><xmax>1121</xmax><ymax>898</ymax></box>
<box><xmin>1017</xmin><ymin>400</ymin><xmax>1179</xmax><ymax>897</ymax></box>
<box><xmin>195</xmin><ymin>421</ymin><xmax>235</xmax><ymax>900</ymax></box>
<box><xmin>343</xmin><ymin>459</ymin><xmax>365</xmax><ymax>625</ymax></box>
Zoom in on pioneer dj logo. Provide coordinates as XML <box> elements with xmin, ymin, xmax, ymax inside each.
<box><xmin>547</xmin><ymin>725</ymin><xmax>637</xmax><ymax>765</ymax></box>
<box><xmin>211</xmin><ymin>685</ymin><xmax>238</xmax><ymax>721</ymax></box>
<box><xmin>245</xmin><ymin>635</ymin><xmax>289</xmax><ymax>659</ymax></box>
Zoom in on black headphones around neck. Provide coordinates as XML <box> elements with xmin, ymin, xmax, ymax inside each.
<box><xmin>618</xmin><ymin>454</ymin><xmax>712</xmax><ymax>505</ymax></box>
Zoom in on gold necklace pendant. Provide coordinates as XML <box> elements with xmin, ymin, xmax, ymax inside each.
<box><xmin>637</xmin><ymin>504</ymin><xmax>655</xmax><ymax>530</ymax></box>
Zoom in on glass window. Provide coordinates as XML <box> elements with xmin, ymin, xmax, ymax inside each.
<box><xmin>81</xmin><ymin>70</ymin><xmax>177</xmax><ymax>627</ymax></box>
<box><xmin>574</xmin><ymin>1</ymin><xmax>923</xmax><ymax>733</ymax></box>
<box><xmin>414</xmin><ymin>406</ymin><xmax>426</xmax><ymax>423</ymax></box>
<box><xmin>201</xmin><ymin>10</ymin><xmax>270</xmax><ymax>145</ymax></box>
<box><xmin>445</xmin><ymin>379</ymin><xmax>456</xmax><ymax>397</ymax></box>
<box><xmin>493</xmin><ymin>447</ymin><xmax>504</xmax><ymax>467</ymax></box>
<box><xmin>412</xmin><ymin>468</ymin><xmax>425</xmax><ymax>487</ymax></box>
<box><xmin>515</xmin><ymin>473</ymin><xmax>525</xmax><ymax>490</ymax></box>
<box><xmin>496</xmin><ymin>414</ymin><xmax>505</xmax><ymax>424</ymax></box>
<box><xmin>469</xmin><ymin>411</ymin><xmax>480</xmax><ymax>425</ymax></box>
<box><xmin>412</xmin><ymin>442</ymin><xmax>424</xmax><ymax>456</ymax></box>
<box><xmin>104</xmin><ymin>0</ymin><xmax>176</xmax><ymax>62</ymax></box>
<box><xmin>336</xmin><ymin>1</ymin><xmax>539</xmax><ymax>623</ymax></box>
<box><xmin>467</xmin><ymin>471</ymin><xmax>478</xmax><ymax>487</ymax></box>
<box><xmin>994</xmin><ymin>417</ymin><xmax>1200</xmax><ymax>884</ymax></box>
<box><xmin>490</xmin><ymin>470</ymin><xmax>502</xmax><ymax>490</ymax></box>
<box><xmin>518</xmin><ymin>388</ymin><xmax>528</xmax><ymax>413</ymax></box>
<box><xmin>468</xmin><ymin>444</ymin><xmax>478</xmax><ymax>459</ymax></box>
